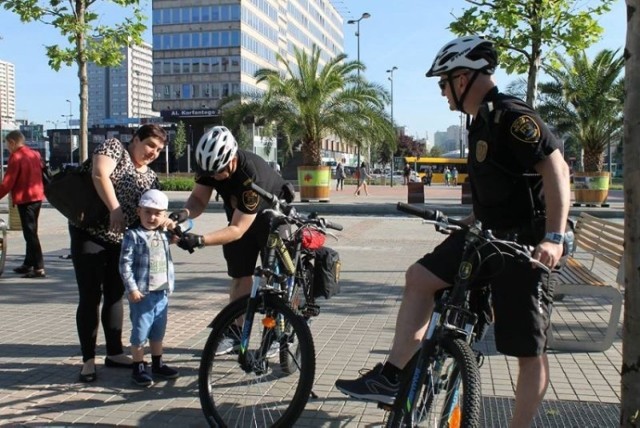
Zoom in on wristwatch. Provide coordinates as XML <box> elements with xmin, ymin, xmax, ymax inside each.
<box><xmin>544</xmin><ymin>232</ymin><xmax>564</xmax><ymax>244</ymax></box>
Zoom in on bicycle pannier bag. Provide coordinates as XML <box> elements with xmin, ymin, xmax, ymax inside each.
<box><xmin>44</xmin><ymin>163</ymin><xmax>109</xmax><ymax>228</ymax></box>
<box><xmin>313</xmin><ymin>247</ymin><xmax>341</xmax><ymax>299</ymax></box>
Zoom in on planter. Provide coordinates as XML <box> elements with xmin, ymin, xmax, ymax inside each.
<box><xmin>573</xmin><ymin>171</ymin><xmax>610</xmax><ymax>207</ymax></box>
<box><xmin>297</xmin><ymin>165</ymin><xmax>331</xmax><ymax>202</ymax></box>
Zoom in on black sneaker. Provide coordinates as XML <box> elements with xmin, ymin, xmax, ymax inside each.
<box><xmin>152</xmin><ymin>364</ymin><xmax>180</xmax><ymax>379</ymax></box>
<box><xmin>132</xmin><ymin>363</ymin><xmax>154</xmax><ymax>387</ymax></box>
<box><xmin>334</xmin><ymin>363</ymin><xmax>399</xmax><ymax>405</ymax></box>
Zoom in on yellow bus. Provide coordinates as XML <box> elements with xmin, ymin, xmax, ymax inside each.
<box><xmin>404</xmin><ymin>156</ymin><xmax>468</xmax><ymax>185</ymax></box>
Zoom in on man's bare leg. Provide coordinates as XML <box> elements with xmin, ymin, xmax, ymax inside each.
<box><xmin>510</xmin><ymin>354</ymin><xmax>549</xmax><ymax>427</ymax></box>
<box><xmin>387</xmin><ymin>263</ymin><xmax>449</xmax><ymax>369</ymax></box>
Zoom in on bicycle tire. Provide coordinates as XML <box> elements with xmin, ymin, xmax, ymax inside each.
<box><xmin>386</xmin><ymin>336</ymin><xmax>481</xmax><ymax>428</ymax></box>
<box><xmin>199</xmin><ymin>294</ymin><xmax>316</xmax><ymax>427</ymax></box>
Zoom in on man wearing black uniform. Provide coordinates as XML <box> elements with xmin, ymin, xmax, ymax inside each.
<box><xmin>170</xmin><ymin>126</ymin><xmax>293</xmax><ymax>306</ymax></box>
<box><xmin>336</xmin><ymin>36</ymin><xmax>570</xmax><ymax>427</ymax></box>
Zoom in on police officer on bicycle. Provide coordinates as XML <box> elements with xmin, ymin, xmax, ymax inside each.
<box><xmin>170</xmin><ymin>126</ymin><xmax>294</xmax><ymax>353</ymax></box>
<box><xmin>335</xmin><ymin>36</ymin><xmax>571</xmax><ymax>427</ymax></box>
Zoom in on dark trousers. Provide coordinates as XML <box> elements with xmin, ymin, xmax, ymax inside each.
<box><xmin>69</xmin><ymin>225</ymin><xmax>125</xmax><ymax>362</ymax></box>
<box><xmin>17</xmin><ymin>202</ymin><xmax>44</xmax><ymax>270</ymax></box>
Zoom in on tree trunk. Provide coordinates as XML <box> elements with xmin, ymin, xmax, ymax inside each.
<box><xmin>302</xmin><ymin>139</ymin><xmax>321</xmax><ymax>166</ymax></box>
<box><xmin>621</xmin><ymin>1</ymin><xmax>640</xmax><ymax>426</ymax></box>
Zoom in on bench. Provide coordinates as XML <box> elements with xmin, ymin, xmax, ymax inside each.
<box><xmin>547</xmin><ymin>213</ymin><xmax>624</xmax><ymax>352</ymax></box>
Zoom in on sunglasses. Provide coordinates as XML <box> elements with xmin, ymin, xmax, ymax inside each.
<box><xmin>438</xmin><ymin>73</ymin><xmax>467</xmax><ymax>91</ymax></box>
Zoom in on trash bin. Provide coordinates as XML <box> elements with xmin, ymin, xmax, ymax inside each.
<box><xmin>8</xmin><ymin>196</ymin><xmax>21</xmax><ymax>231</ymax></box>
<box><xmin>407</xmin><ymin>182</ymin><xmax>425</xmax><ymax>204</ymax></box>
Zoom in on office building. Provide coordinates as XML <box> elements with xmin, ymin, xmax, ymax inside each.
<box><xmin>0</xmin><ymin>60</ymin><xmax>17</xmax><ymax>139</ymax></box>
<box><xmin>151</xmin><ymin>0</ymin><xmax>345</xmax><ymax>162</ymax></box>
<box><xmin>87</xmin><ymin>42</ymin><xmax>159</xmax><ymax>127</ymax></box>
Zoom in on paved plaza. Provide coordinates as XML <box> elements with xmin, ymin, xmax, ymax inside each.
<box><xmin>0</xmin><ymin>184</ymin><xmax>624</xmax><ymax>427</ymax></box>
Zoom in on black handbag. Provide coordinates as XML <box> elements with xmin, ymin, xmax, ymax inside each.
<box><xmin>44</xmin><ymin>162</ymin><xmax>109</xmax><ymax>228</ymax></box>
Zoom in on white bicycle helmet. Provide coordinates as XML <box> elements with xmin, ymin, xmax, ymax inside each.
<box><xmin>426</xmin><ymin>35</ymin><xmax>498</xmax><ymax>77</ymax></box>
<box><xmin>195</xmin><ymin>126</ymin><xmax>238</xmax><ymax>173</ymax></box>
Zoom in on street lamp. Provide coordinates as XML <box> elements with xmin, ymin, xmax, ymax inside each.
<box><xmin>347</xmin><ymin>12</ymin><xmax>370</xmax><ymax>185</ymax></box>
<box><xmin>387</xmin><ymin>66</ymin><xmax>398</xmax><ymax>187</ymax></box>
<box><xmin>65</xmin><ymin>98</ymin><xmax>73</xmax><ymax>164</ymax></box>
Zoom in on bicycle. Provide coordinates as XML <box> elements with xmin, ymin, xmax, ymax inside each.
<box><xmin>384</xmin><ymin>202</ymin><xmax>553</xmax><ymax>428</ymax></box>
<box><xmin>198</xmin><ymin>182</ymin><xmax>343</xmax><ymax>428</ymax></box>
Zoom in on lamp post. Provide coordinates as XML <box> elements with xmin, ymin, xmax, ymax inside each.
<box><xmin>347</xmin><ymin>12</ymin><xmax>370</xmax><ymax>186</ymax></box>
<box><xmin>387</xmin><ymin>66</ymin><xmax>397</xmax><ymax>187</ymax></box>
<box><xmin>65</xmin><ymin>99</ymin><xmax>73</xmax><ymax>164</ymax></box>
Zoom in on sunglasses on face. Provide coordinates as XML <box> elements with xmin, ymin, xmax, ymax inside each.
<box><xmin>437</xmin><ymin>73</ymin><xmax>468</xmax><ymax>91</ymax></box>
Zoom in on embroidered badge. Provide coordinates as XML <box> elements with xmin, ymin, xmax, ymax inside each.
<box><xmin>242</xmin><ymin>190</ymin><xmax>259</xmax><ymax>211</ymax></box>
<box><xmin>511</xmin><ymin>115</ymin><xmax>540</xmax><ymax>143</ymax></box>
<box><xmin>476</xmin><ymin>140</ymin><xmax>488</xmax><ymax>162</ymax></box>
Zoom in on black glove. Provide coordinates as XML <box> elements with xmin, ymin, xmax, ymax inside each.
<box><xmin>177</xmin><ymin>233</ymin><xmax>205</xmax><ymax>253</ymax></box>
<box><xmin>169</xmin><ymin>209</ymin><xmax>189</xmax><ymax>224</ymax></box>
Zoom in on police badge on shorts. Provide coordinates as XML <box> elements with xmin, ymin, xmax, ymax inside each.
<box><xmin>510</xmin><ymin>115</ymin><xmax>540</xmax><ymax>143</ymax></box>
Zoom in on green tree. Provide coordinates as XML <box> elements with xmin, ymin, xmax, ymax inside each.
<box><xmin>251</xmin><ymin>45</ymin><xmax>394</xmax><ymax>166</ymax></box>
<box><xmin>621</xmin><ymin>0</ymin><xmax>640</xmax><ymax>425</ymax></box>
<box><xmin>235</xmin><ymin>124</ymin><xmax>252</xmax><ymax>151</ymax></box>
<box><xmin>449</xmin><ymin>0</ymin><xmax>614</xmax><ymax>106</ymax></box>
<box><xmin>536</xmin><ymin>49</ymin><xmax>624</xmax><ymax>172</ymax></box>
<box><xmin>428</xmin><ymin>145</ymin><xmax>444</xmax><ymax>157</ymax></box>
<box><xmin>173</xmin><ymin>121</ymin><xmax>187</xmax><ymax>171</ymax></box>
<box><xmin>0</xmin><ymin>0</ymin><xmax>146</xmax><ymax>161</ymax></box>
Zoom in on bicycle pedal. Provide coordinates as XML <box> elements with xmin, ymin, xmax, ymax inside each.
<box><xmin>302</xmin><ymin>304</ymin><xmax>320</xmax><ymax>317</ymax></box>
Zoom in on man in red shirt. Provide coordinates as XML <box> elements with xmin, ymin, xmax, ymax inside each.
<box><xmin>0</xmin><ymin>131</ymin><xmax>46</xmax><ymax>278</ymax></box>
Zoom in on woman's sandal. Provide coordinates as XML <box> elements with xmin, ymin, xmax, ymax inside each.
<box><xmin>78</xmin><ymin>369</ymin><xmax>97</xmax><ymax>383</ymax></box>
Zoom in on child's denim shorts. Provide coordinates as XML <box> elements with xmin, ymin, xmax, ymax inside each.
<box><xmin>129</xmin><ymin>290</ymin><xmax>169</xmax><ymax>346</ymax></box>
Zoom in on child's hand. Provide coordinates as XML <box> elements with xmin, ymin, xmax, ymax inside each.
<box><xmin>128</xmin><ymin>290</ymin><xmax>144</xmax><ymax>303</ymax></box>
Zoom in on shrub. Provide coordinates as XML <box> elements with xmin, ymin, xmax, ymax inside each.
<box><xmin>160</xmin><ymin>176</ymin><xmax>195</xmax><ymax>191</ymax></box>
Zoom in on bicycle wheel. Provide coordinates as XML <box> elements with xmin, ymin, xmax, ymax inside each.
<box><xmin>199</xmin><ymin>294</ymin><xmax>316</xmax><ymax>427</ymax></box>
<box><xmin>386</xmin><ymin>336</ymin><xmax>481</xmax><ymax>428</ymax></box>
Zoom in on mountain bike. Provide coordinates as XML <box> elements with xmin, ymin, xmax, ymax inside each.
<box><xmin>385</xmin><ymin>202</ymin><xmax>552</xmax><ymax>428</ymax></box>
<box><xmin>198</xmin><ymin>182</ymin><xmax>343</xmax><ymax>428</ymax></box>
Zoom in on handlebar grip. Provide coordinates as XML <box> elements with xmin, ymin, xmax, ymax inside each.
<box><xmin>250</xmin><ymin>182</ymin><xmax>276</xmax><ymax>203</ymax></box>
<box><xmin>396</xmin><ymin>202</ymin><xmax>439</xmax><ymax>221</ymax></box>
<box><xmin>324</xmin><ymin>220</ymin><xmax>343</xmax><ymax>231</ymax></box>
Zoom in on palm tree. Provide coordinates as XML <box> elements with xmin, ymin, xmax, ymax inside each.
<box><xmin>243</xmin><ymin>45</ymin><xmax>394</xmax><ymax>166</ymax></box>
<box><xmin>536</xmin><ymin>49</ymin><xmax>624</xmax><ymax>172</ymax></box>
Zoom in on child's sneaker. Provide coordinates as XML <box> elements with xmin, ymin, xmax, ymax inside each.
<box><xmin>132</xmin><ymin>362</ymin><xmax>154</xmax><ymax>387</ymax></box>
<box><xmin>152</xmin><ymin>363</ymin><xmax>180</xmax><ymax>379</ymax></box>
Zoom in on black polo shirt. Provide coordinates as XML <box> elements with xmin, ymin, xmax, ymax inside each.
<box><xmin>467</xmin><ymin>87</ymin><xmax>561</xmax><ymax>233</ymax></box>
<box><xmin>195</xmin><ymin>150</ymin><xmax>287</xmax><ymax>222</ymax></box>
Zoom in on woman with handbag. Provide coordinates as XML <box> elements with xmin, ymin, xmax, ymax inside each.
<box><xmin>71</xmin><ymin>124</ymin><xmax>167</xmax><ymax>383</ymax></box>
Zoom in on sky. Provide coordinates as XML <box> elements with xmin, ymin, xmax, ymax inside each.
<box><xmin>0</xmin><ymin>0</ymin><xmax>628</xmax><ymax>141</ymax></box>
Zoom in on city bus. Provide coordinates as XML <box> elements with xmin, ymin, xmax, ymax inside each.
<box><xmin>404</xmin><ymin>156</ymin><xmax>468</xmax><ymax>185</ymax></box>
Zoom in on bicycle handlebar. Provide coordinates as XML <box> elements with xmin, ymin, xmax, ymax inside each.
<box><xmin>250</xmin><ymin>181</ymin><xmax>343</xmax><ymax>232</ymax></box>
<box><xmin>396</xmin><ymin>202</ymin><xmax>551</xmax><ymax>273</ymax></box>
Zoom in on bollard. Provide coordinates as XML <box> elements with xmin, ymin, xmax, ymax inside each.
<box><xmin>8</xmin><ymin>196</ymin><xmax>21</xmax><ymax>231</ymax></box>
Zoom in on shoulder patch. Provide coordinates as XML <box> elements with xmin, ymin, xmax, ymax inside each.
<box><xmin>476</xmin><ymin>140</ymin><xmax>488</xmax><ymax>162</ymax></box>
<box><xmin>242</xmin><ymin>190</ymin><xmax>259</xmax><ymax>211</ymax></box>
<box><xmin>510</xmin><ymin>115</ymin><xmax>540</xmax><ymax>143</ymax></box>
